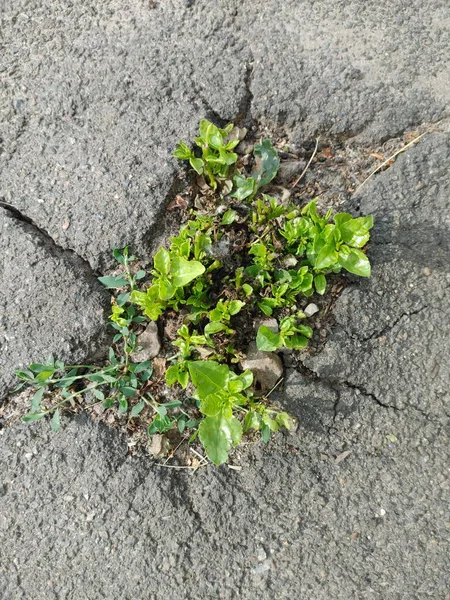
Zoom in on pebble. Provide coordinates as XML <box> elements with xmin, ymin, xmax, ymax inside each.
<box><xmin>241</xmin><ymin>342</ymin><xmax>283</xmax><ymax>391</ymax></box>
<box><xmin>304</xmin><ymin>303</ymin><xmax>319</xmax><ymax>317</ymax></box>
<box><xmin>254</xmin><ymin>317</ymin><xmax>279</xmax><ymax>333</ymax></box>
<box><xmin>131</xmin><ymin>321</ymin><xmax>161</xmax><ymax>362</ymax></box>
<box><xmin>252</xmin><ymin>560</ymin><xmax>271</xmax><ymax>575</ymax></box>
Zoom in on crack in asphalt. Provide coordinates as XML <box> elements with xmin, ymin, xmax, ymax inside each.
<box><xmin>358</xmin><ymin>305</ymin><xmax>429</xmax><ymax>343</ymax></box>
<box><xmin>0</xmin><ymin>199</ymin><xmax>102</xmax><ymax>278</ymax></box>
<box><xmin>297</xmin><ymin>353</ymin><xmax>438</xmax><ymax>423</ymax></box>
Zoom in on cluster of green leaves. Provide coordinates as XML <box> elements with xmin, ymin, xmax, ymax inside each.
<box><xmin>188</xmin><ymin>361</ymin><xmax>292</xmax><ymax>465</ymax></box>
<box><xmin>174</xmin><ymin>119</ymin><xmax>280</xmax><ymax>197</ymax></box>
<box><xmin>174</xmin><ymin>120</ymin><xmax>239</xmax><ymax>190</ymax></box>
<box><xmin>17</xmin><ymin>120</ymin><xmax>373</xmax><ymax>467</ymax></box>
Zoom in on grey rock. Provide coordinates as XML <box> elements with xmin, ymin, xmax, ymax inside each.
<box><xmin>241</xmin><ymin>342</ymin><xmax>283</xmax><ymax>391</ymax></box>
<box><xmin>304</xmin><ymin>303</ymin><xmax>319</xmax><ymax>317</ymax></box>
<box><xmin>1</xmin><ymin>2</ymin><xmax>450</xmax><ymax>598</ymax></box>
<box><xmin>254</xmin><ymin>317</ymin><xmax>279</xmax><ymax>333</ymax></box>
<box><xmin>304</xmin><ymin>133</ymin><xmax>450</xmax><ymax>421</ymax></box>
<box><xmin>0</xmin><ymin>209</ymin><xmax>110</xmax><ymax>401</ymax></box>
<box><xmin>131</xmin><ymin>322</ymin><xmax>161</xmax><ymax>362</ymax></box>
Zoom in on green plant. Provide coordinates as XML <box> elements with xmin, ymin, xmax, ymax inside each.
<box><xmin>174</xmin><ymin>120</ymin><xmax>239</xmax><ymax>190</ymax></box>
<box><xmin>16</xmin><ymin>121</ymin><xmax>374</xmax><ymax>467</ymax></box>
<box><xmin>256</xmin><ymin>315</ymin><xmax>313</xmax><ymax>351</ymax></box>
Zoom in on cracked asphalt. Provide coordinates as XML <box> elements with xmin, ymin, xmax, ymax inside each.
<box><xmin>1</xmin><ymin>1</ymin><xmax>449</xmax><ymax>598</ymax></box>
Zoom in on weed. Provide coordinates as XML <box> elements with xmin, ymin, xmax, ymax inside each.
<box><xmin>16</xmin><ymin>120</ymin><xmax>373</xmax><ymax>466</ymax></box>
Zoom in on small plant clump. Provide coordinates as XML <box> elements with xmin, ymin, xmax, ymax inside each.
<box><xmin>15</xmin><ymin>120</ymin><xmax>373</xmax><ymax>465</ymax></box>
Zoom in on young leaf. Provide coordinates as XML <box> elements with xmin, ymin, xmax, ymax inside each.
<box><xmin>188</xmin><ymin>361</ymin><xmax>229</xmax><ymax>399</ymax></box>
<box><xmin>51</xmin><ymin>408</ymin><xmax>61</xmax><ymax>432</ymax></box>
<box><xmin>256</xmin><ymin>326</ymin><xmax>281</xmax><ymax>352</ymax></box>
<box><xmin>204</xmin><ymin>321</ymin><xmax>228</xmax><ymax>335</ymax></box>
<box><xmin>314</xmin><ymin>274</ymin><xmax>326</xmax><ymax>295</ymax></box>
<box><xmin>170</xmin><ymin>256</ymin><xmax>205</xmax><ymax>287</ymax></box>
<box><xmin>173</xmin><ymin>142</ymin><xmax>192</xmax><ymax>160</ymax></box>
<box><xmin>231</xmin><ymin>175</ymin><xmax>255</xmax><ymax>200</ymax></box>
<box><xmin>338</xmin><ymin>246</ymin><xmax>371</xmax><ymax>277</ymax></box>
<box><xmin>253</xmin><ymin>140</ymin><xmax>280</xmax><ymax>188</ymax></box>
<box><xmin>198</xmin><ymin>414</ymin><xmax>243</xmax><ymax>465</ymax></box>
<box><xmin>221</xmin><ymin>209</ymin><xmax>237</xmax><ymax>225</ymax></box>
<box><xmin>22</xmin><ymin>412</ymin><xmax>46</xmax><ymax>423</ymax></box>
<box><xmin>130</xmin><ymin>400</ymin><xmax>145</xmax><ymax>418</ymax></box>
<box><xmin>98</xmin><ymin>275</ymin><xmax>129</xmax><ymax>289</ymax></box>
<box><xmin>30</xmin><ymin>387</ymin><xmax>45</xmax><ymax>412</ymax></box>
<box><xmin>314</xmin><ymin>244</ymin><xmax>338</xmax><ymax>270</ymax></box>
<box><xmin>154</xmin><ymin>247</ymin><xmax>171</xmax><ymax>276</ymax></box>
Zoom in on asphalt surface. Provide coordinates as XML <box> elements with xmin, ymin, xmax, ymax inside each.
<box><xmin>1</xmin><ymin>1</ymin><xmax>449</xmax><ymax>598</ymax></box>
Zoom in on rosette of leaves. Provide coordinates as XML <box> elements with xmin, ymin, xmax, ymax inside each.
<box><xmin>173</xmin><ymin>120</ymin><xmax>239</xmax><ymax>190</ymax></box>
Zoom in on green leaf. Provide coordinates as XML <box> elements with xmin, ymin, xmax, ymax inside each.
<box><xmin>130</xmin><ymin>290</ymin><xmax>165</xmax><ymax>321</ymax></box>
<box><xmin>113</xmin><ymin>248</ymin><xmax>126</xmax><ymax>265</ymax></box>
<box><xmin>173</xmin><ymin>142</ymin><xmax>193</xmax><ymax>160</ymax></box>
<box><xmin>338</xmin><ymin>246</ymin><xmax>371</xmax><ymax>277</ymax></box>
<box><xmin>256</xmin><ymin>326</ymin><xmax>281</xmax><ymax>352</ymax></box>
<box><xmin>130</xmin><ymin>401</ymin><xmax>145</xmax><ymax>417</ymax></box>
<box><xmin>51</xmin><ymin>409</ymin><xmax>61</xmax><ymax>432</ymax></box>
<box><xmin>30</xmin><ymin>387</ymin><xmax>45</xmax><ymax>412</ymax></box>
<box><xmin>170</xmin><ymin>256</ymin><xmax>205</xmax><ymax>288</ymax></box>
<box><xmin>204</xmin><ymin>321</ymin><xmax>228</xmax><ymax>335</ymax></box>
<box><xmin>253</xmin><ymin>139</ymin><xmax>280</xmax><ymax>187</ymax></box>
<box><xmin>178</xmin><ymin>370</ymin><xmax>189</xmax><ymax>389</ymax></box>
<box><xmin>261</xmin><ymin>423</ymin><xmax>271</xmax><ymax>443</ymax></box>
<box><xmin>200</xmin><ymin>393</ymin><xmax>225</xmax><ymax>417</ymax></box>
<box><xmin>188</xmin><ymin>361</ymin><xmax>229</xmax><ymax>399</ymax></box>
<box><xmin>163</xmin><ymin>400</ymin><xmax>183</xmax><ymax>409</ymax></box>
<box><xmin>314</xmin><ymin>244</ymin><xmax>338</xmax><ymax>270</ymax></box>
<box><xmin>276</xmin><ymin>412</ymin><xmax>297</xmax><ymax>430</ymax></box>
<box><xmin>189</xmin><ymin>157</ymin><xmax>204</xmax><ymax>174</ymax></box>
<box><xmin>97</xmin><ymin>275</ymin><xmax>129</xmax><ymax>289</ymax></box>
<box><xmin>285</xmin><ymin>334</ymin><xmax>310</xmax><ymax>350</ymax></box>
<box><xmin>314</xmin><ymin>274</ymin><xmax>326</xmax><ymax>295</ymax></box>
<box><xmin>120</xmin><ymin>386</ymin><xmax>137</xmax><ymax>398</ymax></box>
<box><xmin>198</xmin><ymin>414</ymin><xmax>243</xmax><ymax>465</ymax></box>
<box><xmin>228</xmin><ymin>300</ymin><xmax>245</xmax><ymax>315</ymax></box>
<box><xmin>23</xmin><ymin>412</ymin><xmax>47</xmax><ymax>423</ymax></box>
<box><xmin>333</xmin><ymin>213</ymin><xmax>353</xmax><ymax>227</ymax></box>
<box><xmin>165</xmin><ymin>365</ymin><xmax>181</xmax><ymax>386</ymax></box>
<box><xmin>221</xmin><ymin>209</ymin><xmax>237</xmax><ymax>225</ymax></box>
<box><xmin>154</xmin><ymin>247</ymin><xmax>170</xmax><ymax>275</ymax></box>
<box><xmin>93</xmin><ymin>388</ymin><xmax>105</xmax><ymax>401</ymax></box>
<box><xmin>243</xmin><ymin>410</ymin><xmax>262</xmax><ymax>432</ymax></box>
<box><xmin>231</xmin><ymin>175</ymin><xmax>255</xmax><ymax>200</ymax></box>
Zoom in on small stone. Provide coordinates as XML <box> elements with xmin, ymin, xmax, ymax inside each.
<box><xmin>304</xmin><ymin>303</ymin><xmax>319</xmax><ymax>317</ymax></box>
<box><xmin>241</xmin><ymin>342</ymin><xmax>283</xmax><ymax>391</ymax></box>
<box><xmin>254</xmin><ymin>317</ymin><xmax>279</xmax><ymax>334</ymax></box>
<box><xmin>256</xmin><ymin>547</ymin><xmax>267</xmax><ymax>562</ymax></box>
<box><xmin>148</xmin><ymin>434</ymin><xmax>170</xmax><ymax>458</ymax></box>
<box><xmin>131</xmin><ymin>322</ymin><xmax>161</xmax><ymax>362</ymax></box>
<box><xmin>252</xmin><ymin>560</ymin><xmax>271</xmax><ymax>575</ymax></box>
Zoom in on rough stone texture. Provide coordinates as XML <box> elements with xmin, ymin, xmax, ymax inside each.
<box><xmin>1</xmin><ymin>0</ymin><xmax>449</xmax><ymax>269</ymax></box>
<box><xmin>0</xmin><ymin>208</ymin><xmax>110</xmax><ymax>399</ymax></box>
<box><xmin>304</xmin><ymin>134</ymin><xmax>450</xmax><ymax>423</ymax></box>
<box><xmin>131</xmin><ymin>321</ymin><xmax>162</xmax><ymax>362</ymax></box>
<box><xmin>0</xmin><ymin>405</ymin><xmax>448</xmax><ymax>600</ymax></box>
<box><xmin>241</xmin><ymin>342</ymin><xmax>284</xmax><ymax>391</ymax></box>
<box><xmin>1</xmin><ymin>1</ymin><xmax>450</xmax><ymax>598</ymax></box>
